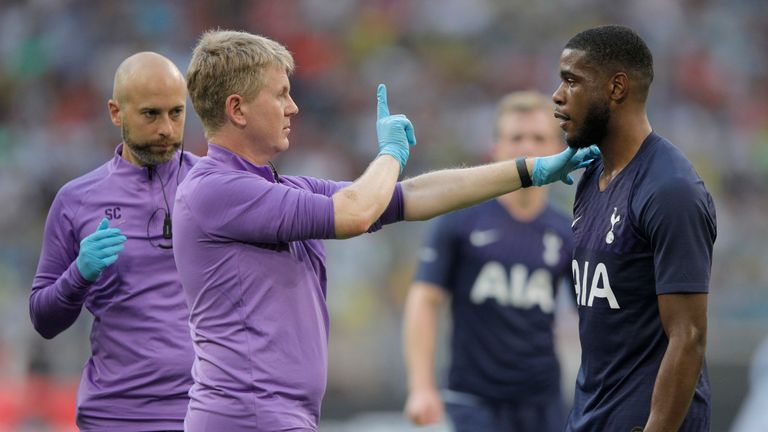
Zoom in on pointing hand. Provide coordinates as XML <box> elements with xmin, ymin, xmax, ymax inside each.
<box><xmin>375</xmin><ymin>83</ymin><xmax>416</xmax><ymax>173</ymax></box>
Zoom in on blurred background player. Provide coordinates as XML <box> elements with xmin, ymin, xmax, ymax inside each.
<box><xmin>553</xmin><ymin>25</ymin><xmax>716</xmax><ymax>431</ymax></box>
<box><xmin>174</xmin><ymin>29</ymin><xmax>596</xmax><ymax>432</ymax></box>
<box><xmin>402</xmin><ymin>91</ymin><xmax>574</xmax><ymax>432</ymax></box>
<box><xmin>29</xmin><ymin>52</ymin><xmax>197</xmax><ymax>431</ymax></box>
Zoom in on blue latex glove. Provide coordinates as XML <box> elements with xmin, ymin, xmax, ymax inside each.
<box><xmin>531</xmin><ymin>145</ymin><xmax>601</xmax><ymax>186</ymax></box>
<box><xmin>375</xmin><ymin>84</ymin><xmax>416</xmax><ymax>172</ymax></box>
<box><xmin>76</xmin><ymin>218</ymin><xmax>127</xmax><ymax>282</ymax></box>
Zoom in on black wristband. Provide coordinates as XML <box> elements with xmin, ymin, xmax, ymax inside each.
<box><xmin>516</xmin><ymin>157</ymin><xmax>533</xmax><ymax>188</ymax></box>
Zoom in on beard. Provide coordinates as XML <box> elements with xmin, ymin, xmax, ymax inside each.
<box><xmin>122</xmin><ymin>123</ymin><xmax>181</xmax><ymax>165</ymax></box>
<box><xmin>566</xmin><ymin>99</ymin><xmax>610</xmax><ymax>149</ymax></box>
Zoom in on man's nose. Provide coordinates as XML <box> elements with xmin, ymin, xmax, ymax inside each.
<box><xmin>157</xmin><ymin>115</ymin><xmax>173</xmax><ymax>137</ymax></box>
<box><xmin>552</xmin><ymin>83</ymin><xmax>565</xmax><ymax>106</ymax></box>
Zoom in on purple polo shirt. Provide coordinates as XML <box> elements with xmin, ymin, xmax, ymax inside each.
<box><xmin>172</xmin><ymin>143</ymin><xmax>403</xmax><ymax>431</ymax></box>
<box><xmin>30</xmin><ymin>145</ymin><xmax>198</xmax><ymax>431</ymax></box>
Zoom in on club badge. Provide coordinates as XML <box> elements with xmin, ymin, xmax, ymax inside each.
<box><xmin>606</xmin><ymin>207</ymin><xmax>621</xmax><ymax>244</ymax></box>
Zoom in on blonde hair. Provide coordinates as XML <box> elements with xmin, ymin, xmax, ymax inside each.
<box><xmin>494</xmin><ymin>91</ymin><xmax>559</xmax><ymax>137</ymax></box>
<box><xmin>187</xmin><ymin>30</ymin><xmax>295</xmax><ymax>134</ymax></box>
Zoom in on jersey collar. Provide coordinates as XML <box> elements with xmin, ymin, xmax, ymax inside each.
<box><xmin>206</xmin><ymin>143</ymin><xmax>277</xmax><ymax>183</ymax></box>
<box><xmin>109</xmin><ymin>143</ymin><xmax>181</xmax><ymax>182</ymax></box>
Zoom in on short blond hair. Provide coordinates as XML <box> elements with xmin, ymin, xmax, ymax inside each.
<box><xmin>494</xmin><ymin>91</ymin><xmax>558</xmax><ymax>137</ymax></box>
<box><xmin>187</xmin><ymin>30</ymin><xmax>295</xmax><ymax>134</ymax></box>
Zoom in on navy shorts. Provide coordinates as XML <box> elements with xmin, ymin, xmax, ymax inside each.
<box><xmin>443</xmin><ymin>389</ymin><xmax>566</xmax><ymax>432</ymax></box>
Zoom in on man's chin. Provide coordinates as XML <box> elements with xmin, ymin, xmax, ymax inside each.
<box><xmin>133</xmin><ymin>151</ymin><xmax>172</xmax><ymax>166</ymax></box>
<box><xmin>566</xmin><ymin>136</ymin><xmax>594</xmax><ymax>150</ymax></box>
<box><xmin>154</xmin><ymin>154</ymin><xmax>177</xmax><ymax>164</ymax></box>
<box><xmin>129</xmin><ymin>144</ymin><xmax>180</xmax><ymax>165</ymax></box>
<box><xmin>278</xmin><ymin>138</ymin><xmax>290</xmax><ymax>152</ymax></box>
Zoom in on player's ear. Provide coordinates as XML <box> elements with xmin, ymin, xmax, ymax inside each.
<box><xmin>609</xmin><ymin>72</ymin><xmax>628</xmax><ymax>103</ymax></box>
<box><xmin>108</xmin><ymin>99</ymin><xmax>121</xmax><ymax>127</ymax></box>
<box><xmin>225</xmin><ymin>94</ymin><xmax>247</xmax><ymax>128</ymax></box>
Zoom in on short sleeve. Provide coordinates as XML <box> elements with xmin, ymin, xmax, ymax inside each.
<box><xmin>290</xmin><ymin>176</ymin><xmax>348</xmax><ymax>197</ymax></box>
<box><xmin>286</xmin><ymin>175</ymin><xmax>404</xmax><ymax>234</ymax></box>
<box><xmin>189</xmin><ymin>172</ymin><xmax>337</xmax><ymax>243</ymax></box>
<box><xmin>641</xmin><ymin>177</ymin><xmax>717</xmax><ymax>295</ymax></box>
<box><xmin>413</xmin><ymin>213</ymin><xmax>461</xmax><ymax>293</ymax></box>
<box><xmin>367</xmin><ymin>183</ymin><xmax>404</xmax><ymax>232</ymax></box>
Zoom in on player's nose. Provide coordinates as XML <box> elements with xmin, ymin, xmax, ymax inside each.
<box><xmin>552</xmin><ymin>83</ymin><xmax>566</xmax><ymax>106</ymax></box>
<box><xmin>157</xmin><ymin>115</ymin><xmax>173</xmax><ymax>137</ymax></box>
<box><xmin>286</xmin><ymin>95</ymin><xmax>299</xmax><ymax>116</ymax></box>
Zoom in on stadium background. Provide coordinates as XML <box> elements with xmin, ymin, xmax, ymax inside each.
<box><xmin>1</xmin><ymin>0</ymin><xmax>766</xmax><ymax>431</ymax></box>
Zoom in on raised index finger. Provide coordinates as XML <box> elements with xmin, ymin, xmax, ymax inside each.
<box><xmin>377</xmin><ymin>83</ymin><xmax>390</xmax><ymax>120</ymax></box>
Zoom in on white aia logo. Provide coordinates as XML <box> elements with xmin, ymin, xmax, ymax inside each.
<box><xmin>470</xmin><ymin>262</ymin><xmax>555</xmax><ymax>313</ymax></box>
<box><xmin>571</xmin><ymin>260</ymin><xmax>620</xmax><ymax>309</ymax></box>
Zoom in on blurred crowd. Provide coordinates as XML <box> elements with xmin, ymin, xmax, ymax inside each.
<box><xmin>1</xmin><ymin>0</ymin><xmax>767</xmax><ymax>430</ymax></box>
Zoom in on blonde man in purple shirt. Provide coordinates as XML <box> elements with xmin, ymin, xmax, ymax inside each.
<box><xmin>31</xmin><ymin>52</ymin><xmax>197</xmax><ymax>431</ymax></box>
<box><xmin>174</xmin><ymin>30</ymin><xmax>599</xmax><ymax>432</ymax></box>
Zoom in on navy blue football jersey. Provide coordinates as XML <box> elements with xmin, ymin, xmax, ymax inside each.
<box><xmin>566</xmin><ymin>132</ymin><xmax>717</xmax><ymax>431</ymax></box>
<box><xmin>415</xmin><ymin>199</ymin><xmax>573</xmax><ymax>402</ymax></box>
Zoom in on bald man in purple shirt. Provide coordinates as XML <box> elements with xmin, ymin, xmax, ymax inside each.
<box><xmin>175</xmin><ymin>30</ymin><xmax>599</xmax><ymax>432</ymax></box>
<box><xmin>30</xmin><ymin>52</ymin><xmax>197</xmax><ymax>431</ymax></box>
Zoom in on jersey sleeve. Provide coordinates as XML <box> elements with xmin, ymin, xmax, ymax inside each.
<box><xmin>291</xmin><ymin>176</ymin><xmax>405</xmax><ymax>231</ymax></box>
<box><xmin>640</xmin><ymin>176</ymin><xmax>717</xmax><ymax>295</ymax></box>
<box><xmin>190</xmin><ymin>172</ymin><xmax>338</xmax><ymax>243</ymax></box>
<box><xmin>412</xmin><ymin>213</ymin><xmax>461</xmax><ymax>293</ymax></box>
<box><xmin>30</xmin><ymin>189</ymin><xmax>92</xmax><ymax>339</ymax></box>
<box><xmin>292</xmin><ymin>176</ymin><xmax>348</xmax><ymax>197</ymax></box>
<box><xmin>367</xmin><ymin>183</ymin><xmax>404</xmax><ymax>232</ymax></box>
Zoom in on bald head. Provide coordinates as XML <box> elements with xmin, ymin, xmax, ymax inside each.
<box><xmin>108</xmin><ymin>52</ymin><xmax>187</xmax><ymax>166</ymax></box>
<box><xmin>112</xmin><ymin>52</ymin><xmax>185</xmax><ymax>105</ymax></box>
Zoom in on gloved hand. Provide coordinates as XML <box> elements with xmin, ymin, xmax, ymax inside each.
<box><xmin>376</xmin><ymin>83</ymin><xmax>416</xmax><ymax>173</ymax></box>
<box><xmin>76</xmin><ymin>218</ymin><xmax>127</xmax><ymax>282</ymax></box>
<box><xmin>531</xmin><ymin>145</ymin><xmax>601</xmax><ymax>186</ymax></box>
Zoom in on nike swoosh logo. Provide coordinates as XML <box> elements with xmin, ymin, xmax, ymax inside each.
<box><xmin>469</xmin><ymin>229</ymin><xmax>500</xmax><ymax>247</ymax></box>
<box><xmin>571</xmin><ymin>216</ymin><xmax>581</xmax><ymax>228</ymax></box>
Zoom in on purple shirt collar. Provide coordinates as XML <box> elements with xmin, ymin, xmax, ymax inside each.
<box><xmin>206</xmin><ymin>143</ymin><xmax>277</xmax><ymax>183</ymax></box>
<box><xmin>109</xmin><ymin>143</ymin><xmax>182</xmax><ymax>180</ymax></box>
